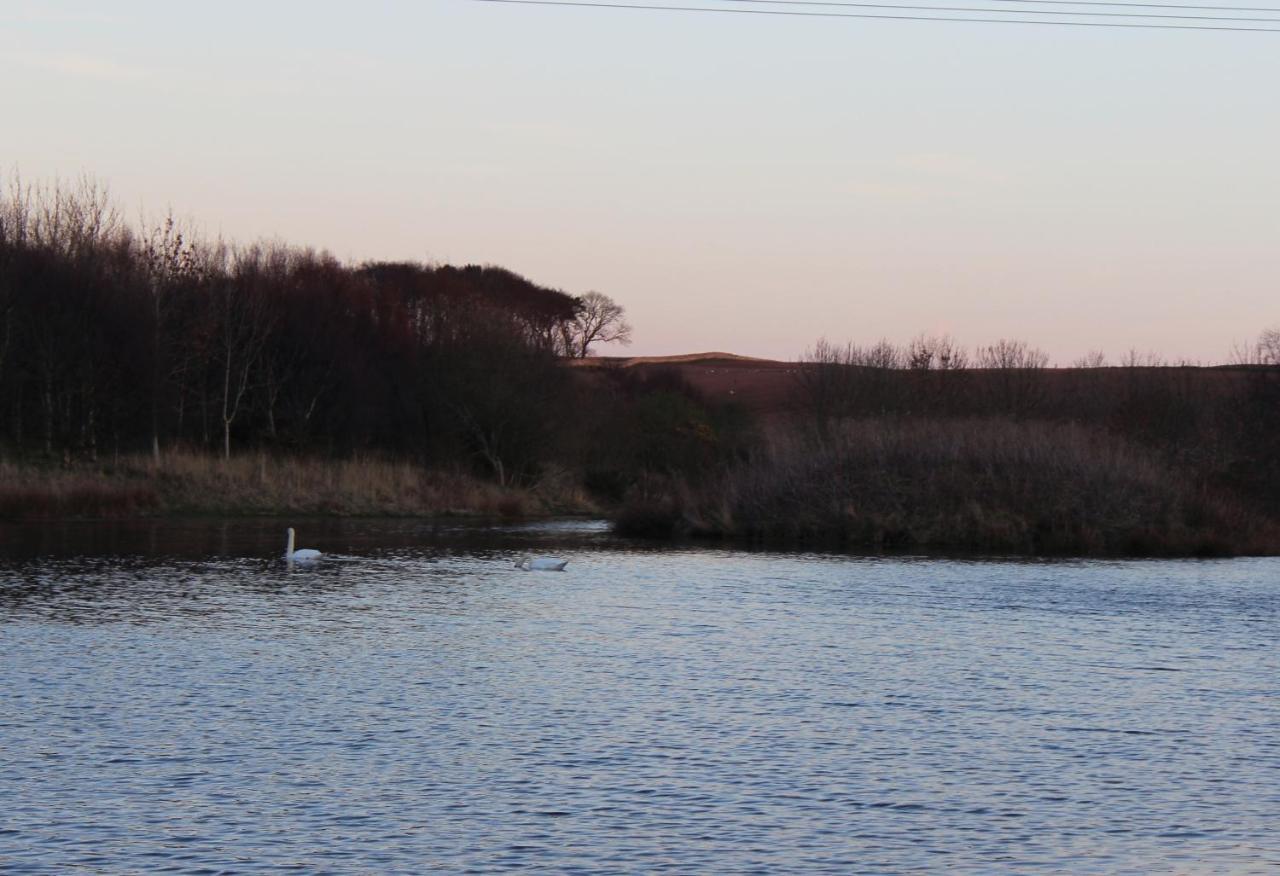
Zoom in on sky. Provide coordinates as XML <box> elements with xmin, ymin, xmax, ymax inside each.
<box><xmin>2</xmin><ymin>0</ymin><xmax>1277</xmax><ymax>363</ymax></box>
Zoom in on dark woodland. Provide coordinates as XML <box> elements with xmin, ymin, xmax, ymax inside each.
<box><xmin>2</xmin><ymin>178</ymin><xmax>1278</xmax><ymax>555</ymax></box>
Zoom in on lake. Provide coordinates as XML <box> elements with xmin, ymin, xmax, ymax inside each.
<box><xmin>2</xmin><ymin>518</ymin><xmax>1278</xmax><ymax>873</ymax></box>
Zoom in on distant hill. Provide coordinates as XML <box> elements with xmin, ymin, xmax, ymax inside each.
<box><xmin>567</xmin><ymin>352</ymin><xmax>801</xmax><ymax>414</ymax></box>
<box><xmin>567</xmin><ymin>351</ymin><xmax>1262</xmax><ymax>418</ymax></box>
<box><xmin>566</xmin><ymin>351</ymin><xmax>779</xmax><ymax>368</ymax></box>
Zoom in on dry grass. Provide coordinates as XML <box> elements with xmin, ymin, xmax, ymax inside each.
<box><xmin>0</xmin><ymin>466</ymin><xmax>160</xmax><ymax>519</ymax></box>
<box><xmin>616</xmin><ymin>418</ymin><xmax>1280</xmax><ymax>556</ymax></box>
<box><xmin>0</xmin><ymin>453</ymin><xmax>598</xmax><ymax>520</ymax></box>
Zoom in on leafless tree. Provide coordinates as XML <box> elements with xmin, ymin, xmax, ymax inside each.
<box><xmin>906</xmin><ymin>333</ymin><xmax>969</xmax><ymax>371</ymax></box>
<box><xmin>1</xmin><ymin>176</ymin><xmax>32</xmax><ymax>438</ymax></box>
<box><xmin>434</xmin><ymin>330</ymin><xmax>566</xmax><ymax>486</ymax></box>
<box><xmin>976</xmin><ymin>338</ymin><xmax>1050</xmax><ymax>417</ymax></box>
<box><xmin>795</xmin><ymin>338</ymin><xmax>857</xmax><ymax>430</ymax></box>
<box><xmin>141</xmin><ymin>212</ymin><xmax>203</xmax><ymax>460</ymax></box>
<box><xmin>863</xmin><ymin>338</ymin><xmax>903</xmax><ymax>370</ymax></box>
<box><xmin>796</xmin><ymin>336</ymin><xmax>914</xmax><ymax>428</ymax></box>
<box><xmin>976</xmin><ymin>338</ymin><xmax>1050</xmax><ymax>371</ymax></box>
<box><xmin>0</xmin><ymin>208</ymin><xmax>15</xmax><ymax>396</ymax></box>
<box><xmin>1073</xmin><ymin>350</ymin><xmax>1107</xmax><ymax>368</ymax></box>
<box><xmin>26</xmin><ymin>175</ymin><xmax>122</xmax><ymax>263</ymax></box>
<box><xmin>1258</xmin><ymin>327</ymin><xmax>1280</xmax><ymax>365</ymax></box>
<box><xmin>560</xmin><ymin>291</ymin><xmax>632</xmax><ymax>358</ymax></box>
<box><xmin>214</xmin><ymin>244</ymin><xmax>279</xmax><ymax>459</ymax></box>
<box><xmin>3</xmin><ymin>176</ymin><xmax>130</xmax><ymax>457</ymax></box>
<box><xmin>1120</xmin><ymin>348</ymin><xmax>1166</xmax><ymax>368</ymax></box>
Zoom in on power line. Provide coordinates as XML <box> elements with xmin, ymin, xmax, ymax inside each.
<box><xmin>693</xmin><ymin>0</ymin><xmax>1280</xmax><ymax>21</ymax></box>
<box><xmin>472</xmin><ymin>0</ymin><xmax>1280</xmax><ymax>29</ymax></box>
<box><xmin>958</xmin><ymin>0</ymin><xmax>1280</xmax><ymax>10</ymax></box>
<box><xmin>711</xmin><ymin>0</ymin><xmax>1280</xmax><ymax>13</ymax></box>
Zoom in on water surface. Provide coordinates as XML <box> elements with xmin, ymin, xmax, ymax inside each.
<box><xmin>2</xmin><ymin>519</ymin><xmax>1278</xmax><ymax>873</ymax></box>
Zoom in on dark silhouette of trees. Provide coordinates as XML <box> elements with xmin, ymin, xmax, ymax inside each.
<box><xmin>1258</xmin><ymin>328</ymin><xmax>1280</xmax><ymax>366</ymax></box>
<box><xmin>0</xmin><ymin>177</ymin><xmax>641</xmax><ymax>490</ymax></box>
<box><xmin>3</xmin><ymin>173</ymin><xmax>1276</xmax><ymax>543</ymax></box>
<box><xmin>906</xmin><ymin>333</ymin><xmax>968</xmax><ymax>372</ymax></box>
<box><xmin>0</xmin><ymin>178</ymin><xmax>147</xmax><ymax>460</ymax></box>
<box><xmin>560</xmin><ymin>291</ymin><xmax>633</xmax><ymax>358</ymax></box>
<box><xmin>140</xmin><ymin>213</ymin><xmax>204</xmax><ymax>460</ymax></box>
<box><xmin>787</xmin><ymin>329</ymin><xmax>1280</xmax><ymax>525</ymax></box>
<box><xmin>796</xmin><ymin>335</ymin><xmax>971</xmax><ymax>429</ymax></box>
<box><xmin>431</xmin><ymin>329</ymin><xmax>567</xmax><ymax>486</ymax></box>
<box><xmin>974</xmin><ymin>338</ymin><xmax>1050</xmax><ymax>417</ymax></box>
<box><xmin>212</xmin><ymin>245</ymin><xmax>280</xmax><ymax>459</ymax></box>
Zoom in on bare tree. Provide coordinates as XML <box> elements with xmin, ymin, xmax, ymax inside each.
<box><xmin>907</xmin><ymin>333</ymin><xmax>969</xmax><ymax>371</ymax></box>
<box><xmin>560</xmin><ymin>291</ymin><xmax>632</xmax><ymax>358</ymax></box>
<box><xmin>434</xmin><ymin>331</ymin><xmax>566</xmax><ymax>486</ymax></box>
<box><xmin>1120</xmin><ymin>348</ymin><xmax>1166</xmax><ymax>368</ymax></box>
<box><xmin>906</xmin><ymin>335</ymin><xmax>934</xmax><ymax>371</ymax></box>
<box><xmin>977</xmin><ymin>339</ymin><xmax>1050</xmax><ymax>371</ymax></box>
<box><xmin>863</xmin><ymin>338</ymin><xmax>903</xmax><ymax>370</ymax></box>
<box><xmin>0</xmin><ymin>283</ymin><xmax>10</xmax><ymax>394</ymax></box>
<box><xmin>795</xmin><ymin>338</ymin><xmax>858</xmax><ymax>430</ymax></box>
<box><xmin>141</xmin><ymin>212</ymin><xmax>203</xmax><ymax>460</ymax></box>
<box><xmin>6</xmin><ymin>177</ymin><xmax>128</xmax><ymax>457</ymax></box>
<box><xmin>1073</xmin><ymin>350</ymin><xmax>1107</xmax><ymax>368</ymax></box>
<box><xmin>214</xmin><ymin>244</ymin><xmax>279</xmax><ymax>459</ymax></box>
<box><xmin>796</xmin><ymin>336</ymin><xmax>916</xmax><ymax>428</ymax></box>
<box><xmin>976</xmin><ymin>338</ymin><xmax>1050</xmax><ymax>417</ymax></box>
<box><xmin>1259</xmin><ymin>327</ymin><xmax>1280</xmax><ymax>365</ymax></box>
<box><xmin>0</xmin><ymin>189</ymin><xmax>16</xmax><ymax>395</ymax></box>
<box><xmin>28</xmin><ymin>175</ymin><xmax>122</xmax><ymax>263</ymax></box>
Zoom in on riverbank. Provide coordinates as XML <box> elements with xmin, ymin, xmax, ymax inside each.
<box><xmin>0</xmin><ymin>453</ymin><xmax>598</xmax><ymax>520</ymax></box>
<box><xmin>614</xmin><ymin>418</ymin><xmax>1280</xmax><ymax>557</ymax></box>
<box><xmin>7</xmin><ymin>424</ymin><xmax>1280</xmax><ymax>558</ymax></box>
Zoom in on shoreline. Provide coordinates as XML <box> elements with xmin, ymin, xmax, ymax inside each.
<box><xmin>5</xmin><ymin>441</ymin><xmax>1279</xmax><ymax>558</ymax></box>
<box><xmin>0</xmin><ymin>453</ymin><xmax>601</xmax><ymax>522</ymax></box>
<box><xmin>3</xmin><ymin>510</ymin><xmax>1274</xmax><ymax>562</ymax></box>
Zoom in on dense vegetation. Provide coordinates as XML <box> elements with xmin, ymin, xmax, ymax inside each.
<box><xmin>0</xmin><ymin>178</ymin><xmax>631</xmax><ymax>484</ymax></box>
<box><xmin>618</xmin><ymin>337</ymin><xmax>1280</xmax><ymax>554</ymax></box>
<box><xmin>2</xmin><ymin>176</ymin><xmax>1278</xmax><ymax>555</ymax></box>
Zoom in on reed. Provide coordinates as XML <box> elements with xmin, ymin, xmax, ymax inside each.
<box><xmin>0</xmin><ymin>452</ymin><xmax>597</xmax><ymax>519</ymax></box>
<box><xmin>0</xmin><ymin>466</ymin><xmax>160</xmax><ymax>519</ymax></box>
<box><xmin>616</xmin><ymin>418</ymin><xmax>1280</xmax><ymax>556</ymax></box>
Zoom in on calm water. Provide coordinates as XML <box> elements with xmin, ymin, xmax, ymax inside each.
<box><xmin>2</xmin><ymin>519</ymin><xmax>1278</xmax><ymax>874</ymax></box>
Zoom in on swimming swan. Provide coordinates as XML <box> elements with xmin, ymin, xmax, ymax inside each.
<box><xmin>285</xmin><ymin>527</ymin><xmax>322</xmax><ymax>563</ymax></box>
<box><xmin>515</xmin><ymin>555</ymin><xmax>568</xmax><ymax>572</ymax></box>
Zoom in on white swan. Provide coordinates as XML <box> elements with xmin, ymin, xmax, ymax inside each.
<box><xmin>515</xmin><ymin>555</ymin><xmax>568</xmax><ymax>572</ymax></box>
<box><xmin>285</xmin><ymin>527</ymin><xmax>322</xmax><ymax>563</ymax></box>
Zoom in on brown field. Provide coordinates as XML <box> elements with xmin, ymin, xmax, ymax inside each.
<box><xmin>569</xmin><ymin>353</ymin><xmax>1259</xmax><ymax>416</ymax></box>
<box><xmin>569</xmin><ymin>352</ymin><xmax>805</xmax><ymax>413</ymax></box>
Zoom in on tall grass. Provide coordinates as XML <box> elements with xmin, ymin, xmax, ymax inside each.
<box><xmin>0</xmin><ymin>465</ymin><xmax>160</xmax><ymax>519</ymax></box>
<box><xmin>0</xmin><ymin>452</ymin><xmax>597</xmax><ymax>519</ymax></box>
<box><xmin>616</xmin><ymin>418</ymin><xmax>1280</xmax><ymax>556</ymax></box>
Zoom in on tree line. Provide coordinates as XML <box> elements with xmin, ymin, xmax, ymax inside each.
<box><xmin>792</xmin><ymin>331</ymin><xmax>1280</xmax><ymax>515</ymax></box>
<box><xmin>4</xmin><ymin>174</ymin><xmax>1275</xmax><ymax>552</ymax></box>
<box><xmin>614</xmin><ymin>330</ymin><xmax>1280</xmax><ymax>551</ymax></box>
<box><xmin>0</xmin><ymin>177</ymin><xmax>632</xmax><ymax>481</ymax></box>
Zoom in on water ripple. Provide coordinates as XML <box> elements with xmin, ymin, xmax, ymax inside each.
<box><xmin>1</xmin><ymin>523</ymin><xmax>1278</xmax><ymax>873</ymax></box>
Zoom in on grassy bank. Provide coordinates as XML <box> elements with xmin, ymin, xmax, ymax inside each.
<box><xmin>0</xmin><ymin>453</ymin><xmax>598</xmax><ymax>520</ymax></box>
<box><xmin>614</xmin><ymin>418</ymin><xmax>1280</xmax><ymax>556</ymax></box>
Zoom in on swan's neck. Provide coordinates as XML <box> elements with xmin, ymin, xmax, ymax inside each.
<box><xmin>286</xmin><ymin>528</ymin><xmax>295</xmax><ymax>557</ymax></box>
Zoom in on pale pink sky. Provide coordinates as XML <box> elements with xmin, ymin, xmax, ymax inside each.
<box><xmin>3</xmin><ymin>1</ymin><xmax>1277</xmax><ymax>363</ymax></box>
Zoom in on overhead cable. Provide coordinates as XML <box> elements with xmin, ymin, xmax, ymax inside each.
<box><xmin>473</xmin><ymin>0</ymin><xmax>1280</xmax><ymax>31</ymax></box>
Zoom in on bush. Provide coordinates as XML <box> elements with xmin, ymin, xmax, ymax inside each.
<box><xmin>614</xmin><ymin>418</ymin><xmax>1280</xmax><ymax>556</ymax></box>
